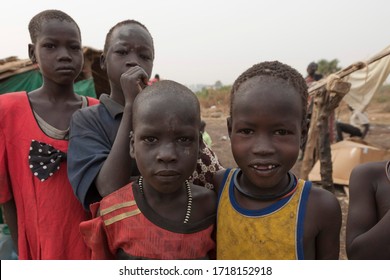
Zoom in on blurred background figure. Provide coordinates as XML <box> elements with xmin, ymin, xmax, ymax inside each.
<box><xmin>200</xmin><ymin>120</ymin><xmax>212</xmax><ymax>148</ymax></box>
<box><xmin>336</xmin><ymin>105</ymin><xmax>370</xmax><ymax>142</ymax></box>
<box><xmin>148</xmin><ymin>74</ymin><xmax>160</xmax><ymax>85</ymax></box>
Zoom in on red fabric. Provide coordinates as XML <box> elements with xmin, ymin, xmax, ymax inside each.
<box><xmin>80</xmin><ymin>182</ymin><xmax>215</xmax><ymax>260</ymax></box>
<box><xmin>0</xmin><ymin>92</ymin><xmax>99</xmax><ymax>259</ymax></box>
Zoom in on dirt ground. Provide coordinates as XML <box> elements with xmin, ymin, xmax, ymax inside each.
<box><xmin>201</xmin><ymin>104</ymin><xmax>390</xmax><ymax>260</ymax></box>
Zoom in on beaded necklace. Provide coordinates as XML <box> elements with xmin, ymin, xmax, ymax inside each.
<box><xmin>234</xmin><ymin>170</ymin><xmax>297</xmax><ymax>201</ymax></box>
<box><xmin>138</xmin><ymin>176</ymin><xmax>192</xmax><ymax>224</ymax></box>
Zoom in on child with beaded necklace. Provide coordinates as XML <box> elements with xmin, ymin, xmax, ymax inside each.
<box><xmin>80</xmin><ymin>80</ymin><xmax>216</xmax><ymax>259</ymax></box>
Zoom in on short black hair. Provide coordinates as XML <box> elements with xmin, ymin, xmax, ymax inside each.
<box><xmin>28</xmin><ymin>9</ymin><xmax>81</xmax><ymax>43</ymax></box>
<box><xmin>103</xmin><ymin>20</ymin><xmax>154</xmax><ymax>56</ymax></box>
<box><xmin>133</xmin><ymin>80</ymin><xmax>200</xmax><ymax>126</ymax></box>
<box><xmin>231</xmin><ymin>61</ymin><xmax>308</xmax><ymax>124</ymax></box>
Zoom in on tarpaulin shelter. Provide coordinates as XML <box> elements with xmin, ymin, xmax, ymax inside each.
<box><xmin>0</xmin><ymin>46</ymin><xmax>109</xmax><ymax>98</ymax></box>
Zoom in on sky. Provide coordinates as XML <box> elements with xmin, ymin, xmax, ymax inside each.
<box><xmin>1</xmin><ymin>0</ymin><xmax>390</xmax><ymax>87</ymax></box>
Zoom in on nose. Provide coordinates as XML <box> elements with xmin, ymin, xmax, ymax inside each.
<box><xmin>252</xmin><ymin>135</ymin><xmax>275</xmax><ymax>155</ymax></box>
<box><xmin>156</xmin><ymin>142</ymin><xmax>178</xmax><ymax>163</ymax></box>
<box><xmin>125</xmin><ymin>52</ymin><xmax>140</xmax><ymax>68</ymax></box>
<box><xmin>58</xmin><ymin>47</ymin><xmax>72</xmax><ymax>61</ymax></box>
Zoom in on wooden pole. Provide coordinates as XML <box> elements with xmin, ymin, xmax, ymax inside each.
<box><xmin>300</xmin><ymin>79</ymin><xmax>351</xmax><ymax>186</ymax></box>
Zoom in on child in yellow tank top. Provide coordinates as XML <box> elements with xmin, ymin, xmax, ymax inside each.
<box><xmin>213</xmin><ymin>61</ymin><xmax>342</xmax><ymax>260</ymax></box>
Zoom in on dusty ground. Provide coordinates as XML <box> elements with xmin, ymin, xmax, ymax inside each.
<box><xmin>201</xmin><ymin>103</ymin><xmax>390</xmax><ymax>260</ymax></box>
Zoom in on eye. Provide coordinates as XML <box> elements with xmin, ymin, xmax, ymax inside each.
<box><xmin>140</xmin><ymin>54</ymin><xmax>152</xmax><ymax>61</ymax></box>
<box><xmin>43</xmin><ymin>43</ymin><xmax>55</xmax><ymax>49</ymax></box>
<box><xmin>114</xmin><ymin>49</ymin><xmax>127</xmax><ymax>55</ymax></box>
<box><xmin>237</xmin><ymin>128</ymin><xmax>253</xmax><ymax>135</ymax></box>
<box><xmin>143</xmin><ymin>136</ymin><xmax>157</xmax><ymax>143</ymax></box>
<box><xmin>274</xmin><ymin>129</ymin><xmax>290</xmax><ymax>136</ymax></box>
<box><xmin>70</xmin><ymin>44</ymin><xmax>81</xmax><ymax>51</ymax></box>
<box><xmin>177</xmin><ymin>137</ymin><xmax>192</xmax><ymax>144</ymax></box>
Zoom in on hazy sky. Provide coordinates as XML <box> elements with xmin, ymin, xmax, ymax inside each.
<box><xmin>1</xmin><ymin>0</ymin><xmax>390</xmax><ymax>86</ymax></box>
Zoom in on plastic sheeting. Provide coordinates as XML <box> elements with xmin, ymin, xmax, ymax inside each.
<box><xmin>0</xmin><ymin>69</ymin><xmax>96</xmax><ymax>98</ymax></box>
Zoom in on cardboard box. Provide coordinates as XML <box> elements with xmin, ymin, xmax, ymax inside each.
<box><xmin>308</xmin><ymin>139</ymin><xmax>390</xmax><ymax>185</ymax></box>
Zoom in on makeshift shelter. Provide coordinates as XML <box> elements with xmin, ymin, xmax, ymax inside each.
<box><xmin>0</xmin><ymin>46</ymin><xmax>109</xmax><ymax>98</ymax></box>
<box><xmin>301</xmin><ymin>45</ymin><xmax>390</xmax><ymax>191</ymax></box>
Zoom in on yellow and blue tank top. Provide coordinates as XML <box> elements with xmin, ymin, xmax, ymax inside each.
<box><xmin>217</xmin><ymin>168</ymin><xmax>311</xmax><ymax>260</ymax></box>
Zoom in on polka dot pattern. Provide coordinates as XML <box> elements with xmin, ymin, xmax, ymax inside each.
<box><xmin>28</xmin><ymin>139</ymin><xmax>67</xmax><ymax>181</ymax></box>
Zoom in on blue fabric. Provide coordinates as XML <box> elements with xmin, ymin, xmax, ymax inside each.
<box><xmin>68</xmin><ymin>94</ymin><xmax>138</xmax><ymax>210</ymax></box>
<box><xmin>296</xmin><ymin>180</ymin><xmax>312</xmax><ymax>260</ymax></box>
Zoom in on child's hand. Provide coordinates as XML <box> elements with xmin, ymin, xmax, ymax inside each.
<box><xmin>120</xmin><ymin>66</ymin><xmax>149</xmax><ymax>105</ymax></box>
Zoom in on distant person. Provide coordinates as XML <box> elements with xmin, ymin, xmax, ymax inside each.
<box><xmin>336</xmin><ymin>105</ymin><xmax>370</xmax><ymax>142</ymax></box>
<box><xmin>214</xmin><ymin>61</ymin><xmax>342</xmax><ymax>260</ymax></box>
<box><xmin>0</xmin><ymin>9</ymin><xmax>98</xmax><ymax>259</ymax></box>
<box><xmin>200</xmin><ymin>120</ymin><xmax>212</xmax><ymax>148</ymax></box>
<box><xmin>148</xmin><ymin>74</ymin><xmax>160</xmax><ymax>85</ymax></box>
<box><xmin>346</xmin><ymin>160</ymin><xmax>390</xmax><ymax>259</ymax></box>
<box><xmin>68</xmin><ymin>19</ymin><xmax>222</xmax><ymax>212</ymax></box>
<box><xmin>305</xmin><ymin>62</ymin><xmax>323</xmax><ymax>86</ymax></box>
<box><xmin>305</xmin><ymin>62</ymin><xmax>323</xmax><ymax>117</ymax></box>
<box><xmin>80</xmin><ymin>80</ymin><xmax>216</xmax><ymax>259</ymax></box>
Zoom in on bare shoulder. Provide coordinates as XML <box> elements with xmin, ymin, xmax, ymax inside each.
<box><xmin>349</xmin><ymin>161</ymin><xmax>387</xmax><ymax>191</ymax></box>
<box><xmin>213</xmin><ymin>168</ymin><xmax>227</xmax><ymax>194</ymax></box>
<box><xmin>306</xmin><ymin>186</ymin><xmax>341</xmax><ymax>224</ymax></box>
<box><xmin>309</xmin><ymin>186</ymin><xmax>340</xmax><ymax>210</ymax></box>
<box><xmin>191</xmin><ymin>184</ymin><xmax>217</xmax><ymax>220</ymax></box>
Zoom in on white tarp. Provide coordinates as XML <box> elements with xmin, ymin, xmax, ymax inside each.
<box><xmin>342</xmin><ymin>45</ymin><xmax>390</xmax><ymax>112</ymax></box>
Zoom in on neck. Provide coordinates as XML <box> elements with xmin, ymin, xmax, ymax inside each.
<box><xmin>234</xmin><ymin>171</ymin><xmax>297</xmax><ymax>201</ymax></box>
<box><xmin>137</xmin><ymin>176</ymin><xmax>192</xmax><ymax>223</ymax></box>
<box><xmin>39</xmin><ymin>80</ymin><xmax>77</xmax><ymax>101</ymax></box>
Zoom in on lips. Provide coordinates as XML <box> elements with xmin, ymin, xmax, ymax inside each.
<box><xmin>56</xmin><ymin>66</ymin><xmax>75</xmax><ymax>72</ymax></box>
<box><xmin>252</xmin><ymin>164</ymin><xmax>277</xmax><ymax>170</ymax></box>
<box><xmin>156</xmin><ymin>170</ymin><xmax>180</xmax><ymax>176</ymax></box>
<box><xmin>250</xmin><ymin>162</ymin><xmax>280</xmax><ymax>172</ymax></box>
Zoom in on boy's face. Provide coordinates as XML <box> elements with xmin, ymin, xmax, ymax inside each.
<box><xmin>228</xmin><ymin>76</ymin><xmax>304</xmax><ymax>192</ymax></box>
<box><xmin>29</xmin><ymin>19</ymin><xmax>83</xmax><ymax>85</ymax></box>
<box><xmin>130</xmin><ymin>96</ymin><xmax>200</xmax><ymax>193</ymax></box>
<box><xmin>102</xmin><ymin>24</ymin><xmax>154</xmax><ymax>90</ymax></box>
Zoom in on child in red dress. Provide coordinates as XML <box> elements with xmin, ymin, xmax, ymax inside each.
<box><xmin>0</xmin><ymin>10</ymin><xmax>98</xmax><ymax>259</ymax></box>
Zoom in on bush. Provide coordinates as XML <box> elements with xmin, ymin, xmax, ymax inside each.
<box><xmin>197</xmin><ymin>86</ymin><xmax>231</xmax><ymax>113</ymax></box>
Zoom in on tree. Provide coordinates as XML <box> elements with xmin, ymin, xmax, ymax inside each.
<box><xmin>317</xmin><ymin>59</ymin><xmax>342</xmax><ymax>77</ymax></box>
<box><xmin>214</xmin><ymin>80</ymin><xmax>223</xmax><ymax>89</ymax></box>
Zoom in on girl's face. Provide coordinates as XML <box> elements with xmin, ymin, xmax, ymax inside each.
<box><xmin>130</xmin><ymin>96</ymin><xmax>200</xmax><ymax>194</ymax></box>
<box><xmin>103</xmin><ymin>24</ymin><xmax>154</xmax><ymax>92</ymax></box>
<box><xmin>29</xmin><ymin>19</ymin><xmax>83</xmax><ymax>85</ymax></box>
<box><xmin>228</xmin><ymin>76</ymin><xmax>305</xmax><ymax>195</ymax></box>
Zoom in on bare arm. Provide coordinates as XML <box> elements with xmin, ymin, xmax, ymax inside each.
<box><xmin>95</xmin><ymin>66</ymin><xmax>148</xmax><ymax>197</ymax></box>
<box><xmin>346</xmin><ymin>162</ymin><xmax>390</xmax><ymax>259</ymax></box>
<box><xmin>305</xmin><ymin>187</ymin><xmax>342</xmax><ymax>259</ymax></box>
<box><xmin>2</xmin><ymin>199</ymin><xmax>18</xmax><ymax>254</ymax></box>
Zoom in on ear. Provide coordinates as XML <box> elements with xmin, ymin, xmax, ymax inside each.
<box><xmin>226</xmin><ymin>117</ymin><xmax>232</xmax><ymax>139</ymax></box>
<box><xmin>300</xmin><ymin>118</ymin><xmax>309</xmax><ymax>149</ymax></box>
<box><xmin>129</xmin><ymin>131</ymin><xmax>136</xmax><ymax>159</ymax></box>
<box><xmin>100</xmin><ymin>53</ymin><xmax>106</xmax><ymax>71</ymax></box>
<box><xmin>28</xmin><ymin>44</ymin><xmax>36</xmax><ymax>63</ymax></box>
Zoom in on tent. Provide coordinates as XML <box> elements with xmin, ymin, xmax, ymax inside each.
<box><xmin>308</xmin><ymin>139</ymin><xmax>390</xmax><ymax>185</ymax></box>
<box><xmin>0</xmin><ymin>46</ymin><xmax>109</xmax><ymax>98</ymax></box>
